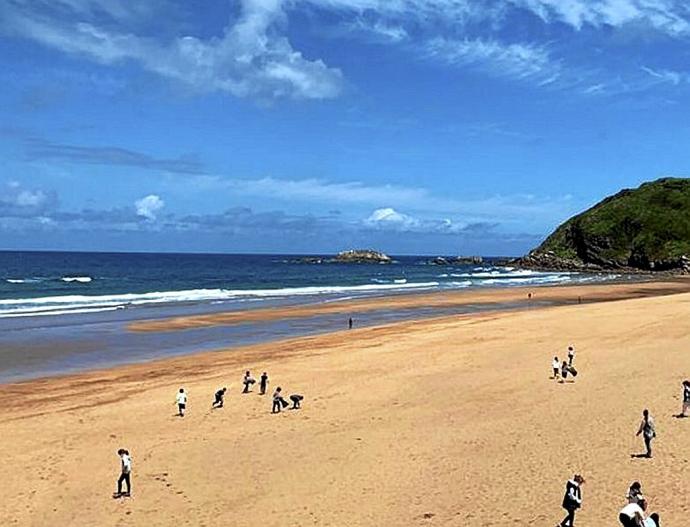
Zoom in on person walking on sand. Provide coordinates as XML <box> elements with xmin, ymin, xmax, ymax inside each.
<box><xmin>260</xmin><ymin>372</ymin><xmax>269</xmax><ymax>395</ymax></box>
<box><xmin>561</xmin><ymin>360</ymin><xmax>571</xmax><ymax>382</ymax></box>
<box><xmin>636</xmin><ymin>409</ymin><xmax>656</xmax><ymax>458</ymax></box>
<box><xmin>175</xmin><ymin>388</ymin><xmax>187</xmax><ymax>417</ymax></box>
<box><xmin>242</xmin><ymin>371</ymin><xmax>255</xmax><ymax>393</ymax></box>
<box><xmin>552</xmin><ymin>356</ymin><xmax>561</xmax><ymax>380</ymax></box>
<box><xmin>567</xmin><ymin>346</ymin><xmax>575</xmax><ymax>366</ymax></box>
<box><xmin>626</xmin><ymin>481</ymin><xmax>643</xmax><ymax>504</ymax></box>
<box><xmin>114</xmin><ymin>449</ymin><xmax>132</xmax><ymax>498</ymax></box>
<box><xmin>272</xmin><ymin>387</ymin><xmax>287</xmax><ymax>413</ymax></box>
<box><xmin>212</xmin><ymin>387</ymin><xmax>227</xmax><ymax>408</ymax></box>
<box><xmin>559</xmin><ymin>474</ymin><xmax>584</xmax><ymax>527</ymax></box>
<box><xmin>619</xmin><ymin>498</ymin><xmax>647</xmax><ymax>526</ymax></box>
<box><xmin>681</xmin><ymin>380</ymin><xmax>690</xmax><ymax>417</ymax></box>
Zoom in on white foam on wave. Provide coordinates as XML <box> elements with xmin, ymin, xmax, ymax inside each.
<box><xmin>61</xmin><ymin>276</ymin><xmax>93</xmax><ymax>283</ymax></box>
<box><xmin>0</xmin><ymin>282</ymin><xmax>440</xmax><ymax>318</ymax></box>
<box><xmin>6</xmin><ymin>279</ymin><xmax>38</xmax><ymax>284</ymax></box>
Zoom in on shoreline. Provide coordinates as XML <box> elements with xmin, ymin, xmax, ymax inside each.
<box><xmin>2</xmin><ymin>279</ymin><xmax>690</xmax><ymax>525</ymax></box>
<box><xmin>2</xmin><ymin>278</ymin><xmax>689</xmax><ymax>390</ymax></box>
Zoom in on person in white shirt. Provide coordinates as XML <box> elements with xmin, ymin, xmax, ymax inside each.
<box><xmin>242</xmin><ymin>371</ymin><xmax>255</xmax><ymax>393</ymax></box>
<box><xmin>619</xmin><ymin>499</ymin><xmax>646</xmax><ymax>526</ymax></box>
<box><xmin>552</xmin><ymin>357</ymin><xmax>560</xmax><ymax>380</ymax></box>
<box><xmin>115</xmin><ymin>449</ymin><xmax>132</xmax><ymax>497</ymax></box>
<box><xmin>175</xmin><ymin>388</ymin><xmax>187</xmax><ymax>417</ymax></box>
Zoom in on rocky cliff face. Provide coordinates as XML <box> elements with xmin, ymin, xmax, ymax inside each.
<box><xmin>518</xmin><ymin>178</ymin><xmax>690</xmax><ymax>273</ymax></box>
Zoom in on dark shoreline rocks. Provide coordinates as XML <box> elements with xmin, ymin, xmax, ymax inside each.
<box><xmin>429</xmin><ymin>256</ymin><xmax>483</xmax><ymax>266</ymax></box>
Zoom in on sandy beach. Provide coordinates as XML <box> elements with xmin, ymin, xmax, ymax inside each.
<box><xmin>2</xmin><ymin>281</ymin><xmax>690</xmax><ymax>526</ymax></box>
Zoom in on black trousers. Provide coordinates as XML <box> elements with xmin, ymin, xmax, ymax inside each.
<box><xmin>272</xmin><ymin>400</ymin><xmax>281</xmax><ymax>413</ymax></box>
<box><xmin>213</xmin><ymin>395</ymin><xmax>223</xmax><ymax>407</ymax></box>
<box><xmin>117</xmin><ymin>472</ymin><xmax>131</xmax><ymax>494</ymax></box>
<box><xmin>644</xmin><ymin>435</ymin><xmax>653</xmax><ymax>456</ymax></box>
<box><xmin>561</xmin><ymin>507</ymin><xmax>576</xmax><ymax>527</ymax></box>
<box><xmin>619</xmin><ymin>513</ymin><xmax>637</xmax><ymax>527</ymax></box>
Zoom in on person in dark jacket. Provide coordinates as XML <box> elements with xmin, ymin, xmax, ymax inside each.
<box><xmin>259</xmin><ymin>372</ymin><xmax>269</xmax><ymax>395</ymax></box>
<box><xmin>636</xmin><ymin>409</ymin><xmax>656</xmax><ymax>458</ymax></box>
<box><xmin>212</xmin><ymin>387</ymin><xmax>227</xmax><ymax>408</ymax></box>
<box><xmin>289</xmin><ymin>394</ymin><xmax>303</xmax><ymax>409</ymax></box>
<box><xmin>559</xmin><ymin>474</ymin><xmax>584</xmax><ymax>527</ymax></box>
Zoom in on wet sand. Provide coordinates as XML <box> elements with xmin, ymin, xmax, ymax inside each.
<box><xmin>128</xmin><ymin>278</ymin><xmax>690</xmax><ymax>332</ymax></box>
<box><xmin>2</xmin><ymin>280</ymin><xmax>690</xmax><ymax>526</ymax></box>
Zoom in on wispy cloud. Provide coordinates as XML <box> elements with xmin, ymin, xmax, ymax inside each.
<box><xmin>513</xmin><ymin>0</ymin><xmax>690</xmax><ymax>35</ymax></box>
<box><xmin>24</xmin><ymin>139</ymin><xmax>205</xmax><ymax>174</ymax></box>
<box><xmin>1</xmin><ymin>0</ymin><xmax>343</xmax><ymax>100</ymax></box>
<box><xmin>641</xmin><ymin>65</ymin><xmax>685</xmax><ymax>85</ymax></box>
<box><xmin>422</xmin><ymin>37</ymin><xmax>560</xmax><ymax>84</ymax></box>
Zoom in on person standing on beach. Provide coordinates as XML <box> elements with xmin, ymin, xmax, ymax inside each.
<box><xmin>552</xmin><ymin>356</ymin><xmax>561</xmax><ymax>380</ymax></box>
<box><xmin>260</xmin><ymin>372</ymin><xmax>269</xmax><ymax>395</ymax></box>
<box><xmin>567</xmin><ymin>346</ymin><xmax>575</xmax><ymax>366</ymax></box>
<box><xmin>681</xmin><ymin>380</ymin><xmax>690</xmax><ymax>417</ymax></box>
<box><xmin>561</xmin><ymin>360</ymin><xmax>571</xmax><ymax>382</ymax></box>
<box><xmin>242</xmin><ymin>371</ymin><xmax>255</xmax><ymax>393</ymax></box>
<box><xmin>175</xmin><ymin>388</ymin><xmax>187</xmax><ymax>417</ymax></box>
<box><xmin>636</xmin><ymin>409</ymin><xmax>656</xmax><ymax>458</ymax></box>
<box><xmin>272</xmin><ymin>387</ymin><xmax>286</xmax><ymax>413</ymax></box>
<box><xmin>115</xmin><ymin>449</ymin><xmax>132</xmax><ymax>498</ymax></box>
<box><xmin>212</xmin><ymin>387</ymin><xmax>227</xmax><ymax>408</ymax></box>
<box><xmin>559</xmin><ymin>474</ymin><xmax>584</xmax><ymax>527</ymax></box>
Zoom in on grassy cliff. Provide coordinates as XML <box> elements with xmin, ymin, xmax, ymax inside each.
<box><xmin>523</xmin><ymin>178</ymin><xmax>690</xmax><ymax>271</ymax></box>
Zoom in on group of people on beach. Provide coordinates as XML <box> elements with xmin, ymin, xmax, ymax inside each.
<box><xmin>115</xmin><ymin>369</ymin><xmax>304</xmax><ymax>498</ymax></box>
<box><xmin>173</xmin><ymin>370</ymin><xmax>304</xmax><ymax>418</ymax></box>
<box><xmin>559</xmin><ymin>477</ymin><xmax>661</xmax><ymax>527</ymax></box>
<box><xmin>555</xmin><ymin>343</ymin><xmax>688</xmax><ymax>526</ymax></box>
<box><xmin>551</xmin><ymin>346</ymin><xmax>578</xmax><ymax>382</ymax></box>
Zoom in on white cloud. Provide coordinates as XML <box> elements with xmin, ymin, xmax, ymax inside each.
<box><xmin>641</xmin><ymin>65</ymin><xmax>684</xmax><ymax>85</ymax></box>
<box><xmin>423</xmin><ymin>37</ymin><xmax>560</xmax><ymax>83</ymax></box>
<box><xmin>366</xmin><ymin>207</ymin><xmax>420</xmax><ymax>229</ymax></box>
<box><xmin>1</xmin><ymin>0</ymin><xmax>343</xmax><ymax>100</ymax></box>
<box><xmin>513</xmin><ymin>0</ymin><xmax>690</xmax><ymax>34</ymax></box>
<box><xmin>0</xmin><ymin>182</ymin><xmax>58</xmax><ymax>218</ymax></box>
<box><xmin>135</xmin><ymin>194</ymin><xmax>164</xmax><ymax>220</ymax></box>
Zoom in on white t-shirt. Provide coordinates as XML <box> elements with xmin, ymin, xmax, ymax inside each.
<box><xmin>620</xmin><ymin>503</ymin><xmax>643</xmax><ymax>519</ymax></box>
<box><xmin>552</xmin><ymin>359</ymin><xmax>560</xmax><ymax>369</ymax></box>
<box><xmin>121</xmin><ymin>454</ymin><xmax>132</xmax><ymax>474</ymax></box>
<box><xmin>176</xmin><ymin>392</ymin><xmax>187</xmax><ymax>405</ymax></box>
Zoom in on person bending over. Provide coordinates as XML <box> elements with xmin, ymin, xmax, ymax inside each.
<box><xmin>290</xmin><ymin>394</ymin><xmax>303</xmax><ymax>409</ymax></box>
<box><xmin>212</xmin><ymin>387</ymin><xmax>227</xmax><ymax>408</ymax></box>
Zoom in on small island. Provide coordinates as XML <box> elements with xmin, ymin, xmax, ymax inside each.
<box><xmin>333</xmin><ymin>249</ymin><xmax>393</xmax><ymax>264</ymax></box>
<box><xmin>517</xmin><ymin>177</ymin><xmax>690</xmax><ymax>273</ymax></box>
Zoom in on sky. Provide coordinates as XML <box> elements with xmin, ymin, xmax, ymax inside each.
<box><xmin>1</xmin><ymin>0</ymin><xmax>690</xmax><ymax>255</ymax></box>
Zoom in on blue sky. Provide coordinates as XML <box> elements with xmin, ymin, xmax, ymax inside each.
<box><xmin>1</xmin><ymin>0</ymin><xmax>690</xmax><ymax>255</ymax></box>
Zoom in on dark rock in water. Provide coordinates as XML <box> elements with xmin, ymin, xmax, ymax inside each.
<box><xmin>293</xmin><ymin>257</ymin><xmax>325</xmax><ymax>264</ymax></box>
<box><xmin>333</xmin><ymin>249</ymin><xmax>392</xmax><ymax>264</ymax></box>
<box><xmin>455</xmin><ymin>256</ymin><xmax>483</xmax><ymax>265</ymax></box>
<box><xmin>517</xmin><ymin>177</ymin><xmax>690</xmax><ymax>273</ymax></box>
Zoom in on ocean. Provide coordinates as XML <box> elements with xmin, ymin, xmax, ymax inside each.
<box><xmin>0</xmin><ymin>251</ymin><xmax>618</xmax><ymax>319</ymax></box>
<box><xmin>0</xmin><ymin>251</ymin><xmax>623</xmax><ymax>382</ymax></box>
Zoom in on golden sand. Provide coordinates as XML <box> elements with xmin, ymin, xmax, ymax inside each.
<box><xmin>2</xmin><ymin>281</ymin><xmax>690</xmax><ymax>526</ymax></box>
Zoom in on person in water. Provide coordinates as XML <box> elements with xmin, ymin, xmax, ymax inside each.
<box><xmin>260</xmin><ymin>372</ymin><xmax>269</xmax><ymax>395</ymax></box>
<box><xmin>636</xmin><ymin>409</ymin><xmax>656</xmax><ymax>458</ymax></box>
<box><xmin>175</xmin><ymin>388</ymin><xmax>187</xmax><ymax>417</ymax></box>
<box><xmin>348</xmin><ymin>317</ymin><xmax>353</xmax><ymax>329</ymax></box>
<box><xmin>559</xmin><ymin>474</ymin><xmax>584</xmax><ymax>527</ymax></box>
<box><xmin>115</xmin><ymin>449</ymin><xmax>132</xmax><ymax>498</ymax></box>
<box><xmin>212</xmin><ymin>387</ymin><xmax>227</xmax><ymax>408</ymax></box>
